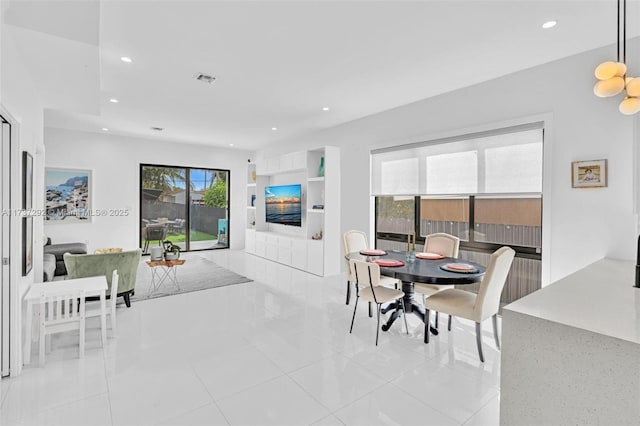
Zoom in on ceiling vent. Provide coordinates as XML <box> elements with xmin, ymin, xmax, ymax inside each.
<box><xmin>195</xmin><ymin>73</ymin><xmax>216</xmax><ymax>84</ymax></box>
<box><xmin>151</xmin><ymin>127</ymin><xmax>164</xmax><ymax>132</ymax></box>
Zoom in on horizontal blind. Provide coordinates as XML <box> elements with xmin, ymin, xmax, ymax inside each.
<box><xmin>371</xmin><ymin>122</ymin><xmax>543</xmax><ymax>196</ymax></box>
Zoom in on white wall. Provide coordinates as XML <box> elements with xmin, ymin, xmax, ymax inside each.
<box><xmin>44</xmin><ymin>128</ymin><xmax>249</xmax><ymax>252</ymax></box>
<box><xmin>1</xmin><ymin>15</ymin><xmax>46</xmax><ymax>375</ymax></box>
<box><xmin>256</xmin><ymin>42</ymin><xmax>640</xmax><ymax>285</ymax></box>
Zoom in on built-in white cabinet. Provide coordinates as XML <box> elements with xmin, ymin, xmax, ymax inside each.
<box><xmin>245</xmin><ymin>146</ymin><xmax>340</xmax><ymax>276</ymax></box>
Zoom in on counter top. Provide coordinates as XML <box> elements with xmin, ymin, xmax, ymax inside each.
<box><xmin>504</xmin><ymin>258</ymin><xmax>640</xmax><ymax>345</ymax></box>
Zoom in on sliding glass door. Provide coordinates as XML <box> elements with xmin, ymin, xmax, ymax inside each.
<box><xmin>140</xmin><ymin>165</ymin><xmax>230</xmax><ymax>253</ymax></box>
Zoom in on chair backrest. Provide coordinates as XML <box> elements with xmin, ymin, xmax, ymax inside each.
<box><xmin>39</xmin><ymin>289</ymin><xmax>86</xmax><ymax>326</ymax></box>
<box><xmin>64</xmin><ymin>249</ymin><xmax>142</xmax><ymax>296</ymax></box>
<box><xmin>343</xmin><ymin>230</ymin><xmax>368</xmax><ymax>255</ymax></box>
<box><xmin>473</xmin><ymin>246</ymin><xmax>516</xmax><ymax>321</ymax></box>
<box><xmin>349</xmin><ymin>259</ymin><xmax>382</xmax><ymax>289</ymax></box>
<box><xmin>424</xmin><ymin>233</ymin><xmax>460</xmax><ymax>258</ymax></box>
<box><xmin>146</xmin><ymin>225</ymin><xmax>167</xmax><ymax>241</ymax></box>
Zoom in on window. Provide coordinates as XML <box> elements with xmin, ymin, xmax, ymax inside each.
<box><xmin>372</xmin><ymin>123</ymin><xmax>544</xmax><ymax>304</ymax></box>
<box><xmin>140</xmin><ymin>165</ymin><xmax>230</xmax><ymax>253</ymax></box>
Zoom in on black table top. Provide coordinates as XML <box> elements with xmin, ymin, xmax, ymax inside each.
<box><xmin>347</xmin><ymin>250</ymin><xmax>485</xmax><ymax>285</ymax></box>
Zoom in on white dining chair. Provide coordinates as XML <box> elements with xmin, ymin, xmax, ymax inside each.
<box><xmin>342</xmin><ymin>230</ymin><xmax>401</xmax><ymax>309</ymax></box>
<box><xmin>39</xmin><ymin>289</ymin><xmax>86</xmax><ymax>366</ymax></box>
<box><xmin>423</xmin><ymin>246</ymin><xmax>516</xmax><ymax>362</ymax></box>
<box><xmin>414</xmin><ymin>233</ymin><xmax>460</xmax><ymax>328</ymax></box>
<box><xmin>85</xmin><ymin>270</ymin><xmax>118</xmax><ymax>337</ymax></box>
<box><xmin>349</xmin><ymin>259</ymin><xmax>408</xmax><ymax>346</ymax></box>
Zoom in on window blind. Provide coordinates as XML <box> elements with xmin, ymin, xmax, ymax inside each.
<box><xmin>371</xmin><ymin>122</ymin><xmax>543</xmax><ymax>196</ymax></box>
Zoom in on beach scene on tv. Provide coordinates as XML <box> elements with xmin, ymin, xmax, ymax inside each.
<box><xmin>265</xmin><ymin>184</ymin><xmax>302</xmax><ymax>227</ymax></box>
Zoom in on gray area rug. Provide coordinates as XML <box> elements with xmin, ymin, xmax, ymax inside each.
<box><xmin>132</xmin><ymin>253</ymin><xmax>252</xmax><ymax>302</ymax></box>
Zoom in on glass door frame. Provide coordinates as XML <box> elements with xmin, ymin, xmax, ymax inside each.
<box><xmin>139</xmin><ymin>163</ymin><xmax>231</xmax><ymax>253</ymax></box>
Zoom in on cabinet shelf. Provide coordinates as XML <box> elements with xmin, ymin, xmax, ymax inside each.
<box><xmin>307</xmin><ymin>209</ymin><xmax>324</xmax><ymax>214</ymax></box>
<box><xmin>247</xmin><ymin>183</ymin><xmax>256</xmax><ymax>188</ymax></box>
<box><xmin>247</xmin><ymin>206</ymin><xmax>256</xmax><ymax>210</ymax></box>
<box><xmin>307</xmin><ymin>176</ymin><xmax>325</xmax><ymax>182</ymax></box>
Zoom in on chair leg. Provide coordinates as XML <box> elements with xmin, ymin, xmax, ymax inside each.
<box><xmin>349</xmin><ymin>296</ymin><xmax>359</xmax><ymax>333</ymax></box>
<box><xmin>375</xmin><ymin>304</ymin><xmax>381</xmax><ymax>346</ymax></box>
<box><xmin>424</xmin><ymin>308</ymin><xmax>430</xmax><ymax>344</ymax></box>
<box><xmin>123</xmin><ymin>293</ymin><xmax>132</xmax><ymax>308</ymax></box>
<box><xmin>79</xmin><ymin>318</ymin><xmax>85</xmax><ymax>359</ymax></box>
<box><xmin>39</xmin><ymin>323</ymin><xmax>46</xmax><ymax>367</ymax></box>
<box><xmin>345</xmin><ymin>280</ymin><xmax>351</xmax><ymax>305</ymax></box>
<box><xmin>401</xmin><ymin>298</ymin><xmax>409</xmax><ymax>335</ymax></box>
<box><xmin>448</xmin><ymin>315</ymin><xmax>452</xmax><ymax>331</ymax></box>
<box><xmin>492</xmin><ymin>314</ymin><xmax>500</xmax><ymax>349</ymax></box>
<box><xmin>368</xmin><ymin>302</ymin><xmax>373</xmax><ymax>318</ymax></box>
<box><xmin>475</xmin><ymin>322</ymin><xmax>484</xmax><ymax>363</ymax></box>
<box><xmin>435</xmin><ymin>312</ymin><xmax>439</xmax><ymax>329</ymax></box>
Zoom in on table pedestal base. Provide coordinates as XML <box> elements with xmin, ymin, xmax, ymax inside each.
<box><xmin>380</xmin><ymin>280</ymin><xmax>439</xmax><ymax>335</ymax></box>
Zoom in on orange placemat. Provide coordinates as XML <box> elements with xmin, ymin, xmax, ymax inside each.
<box><xmin>372</xmin><ymin>259</ymin><xmax>405</xmax><ymax>267</ymax></box>
<box><xmin>415</xmin><ymin>252</ymin><xmax>445</xmax><ymax>260</ymax></box>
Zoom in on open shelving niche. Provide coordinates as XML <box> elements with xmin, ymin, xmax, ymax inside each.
<box><xmin>245</xmin><ymin>147</ymin><xmax>340</xmax><ymax>277</ymax></box>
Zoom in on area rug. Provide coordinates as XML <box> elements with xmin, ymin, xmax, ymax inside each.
<box><xmin>132</xmin><ymin>253</ymin><xmax>253</xmax><ymax>302</ymax></box>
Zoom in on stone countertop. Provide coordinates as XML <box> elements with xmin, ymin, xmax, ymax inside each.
<box><xmin>504</xmin><ymin>258</ymin><xmax>640</xmax><ymax>345</ymax></box>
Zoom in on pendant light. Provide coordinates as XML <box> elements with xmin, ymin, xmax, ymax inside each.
<box><xmin>593</xmin><ymin>0</ymin><xmax>640</xmax><ymax>114</ymax></box>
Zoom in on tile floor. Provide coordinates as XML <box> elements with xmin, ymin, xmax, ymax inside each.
<box><xmin>0</xmin><ymin>250</ymin><xmax>501</xmax><ymax>425</ymax></box>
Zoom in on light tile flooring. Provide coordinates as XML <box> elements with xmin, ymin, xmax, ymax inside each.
<box><xmin>1</xmin><ymin>250</ymin><xmax>501</xmax><ymax>425</ymax></box>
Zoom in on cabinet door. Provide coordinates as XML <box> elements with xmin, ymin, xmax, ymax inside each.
<box><xmin>245</xmin><ymin>230</ymin><xmax>256</xmax><ymax>254</ymax></box>
<box><xmin>277</xmin><ymin>237</ymin><xmax>292</xmax><ymax>264</ymax></box>
<box><xmin>291</xmin><ymin>239</ymin><xmax>307</xmax><ymax>270</ymax></box>
<box><xmin>306</xmin><ymin>240</ymin><xmax>324</xmax><ymax>276</ymax></box>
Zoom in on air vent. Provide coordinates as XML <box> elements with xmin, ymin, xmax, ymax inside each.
<box><xmin>151</xmin><ymin>127</ymin><xmax>164</xmax><ymax>132</ymax></box>
<box><xmin>195</xmin><ymin>73</ymin><xmax>216</xmax><ymax>84</ymax></box>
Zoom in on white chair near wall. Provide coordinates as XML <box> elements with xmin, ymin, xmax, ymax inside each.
<box><xmin>349</xmin><ymin>259</ymin><xmax>408</xmax><ymax>346</ymax></box>
<box><xmin>38</xmin><ymin>289</ymin><xmax>86</xmax><ymax>366</ymax></box>
<box><xmin>423</xmin><ymin>246</ymin><xmax>516</xmax><ymax>362</ymax></box>
<box><xmin>85</xmin><ymin>270</ymin><xmax>119</xmax><ymax>337</ymax></box>
<box><xmin>414</xmin><ymin>233</ymin><xmax>460</xmax><ymax>329</ymax></box>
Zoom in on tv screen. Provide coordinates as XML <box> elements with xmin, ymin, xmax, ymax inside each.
<box><xmin>265</xmin><ymin>184</ymin><xmax>302</xmax><ymax>227</ymax></box>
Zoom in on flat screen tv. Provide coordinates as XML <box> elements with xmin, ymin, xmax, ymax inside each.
<box><xmin>265</xmin><ymin>184</ymin><xmax>302</xmax><ymax>227</ymax></box>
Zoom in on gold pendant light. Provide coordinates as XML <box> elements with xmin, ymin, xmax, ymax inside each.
<box><xmin>594</xmin><ymin>0</ymin><xmax>640</xmax><ymax>114</ymax></box>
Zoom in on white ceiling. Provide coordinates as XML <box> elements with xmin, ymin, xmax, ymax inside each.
<box><xmin>4</xmin><ymin>0</ymin><xmax>640</xmax><ymax>150</ymax></box>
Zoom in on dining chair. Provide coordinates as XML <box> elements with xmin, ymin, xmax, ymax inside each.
<box><xmin>349</xmin><ymin>259</ymin><xmax>408</xmax><ymax>346</ymax></box>
<box><xmin>414</xmin><ymin>233</ymin><xmax>460</xmax><ymax>328</ymax></box>
<box><xmin>85</xmin><ymin>270</ymin><xmax>119</xmax><ymax>337</ymax></box>
<box><xmin>423</xmin><ymin>246</ymin><xmax>516</xmax><ymax>362</ymax></box>
<box><xmin>38</xmin><ymin>289</ymin><xmax>86</xmax><ymax>366</ymax></box>
<box><xmin>342</xmin><ymin>230</ymin><xmax>401</xmax><ymax>315</ymax></box>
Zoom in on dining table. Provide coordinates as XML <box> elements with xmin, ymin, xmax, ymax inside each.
<box><xmin>347</xmin><ymin>250</ymin><xmax>486</xmax><ymax>334</ymax></box>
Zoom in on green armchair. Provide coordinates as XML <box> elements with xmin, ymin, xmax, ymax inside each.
<box><xmin>63</xmin><ymin>249</ymin><xmax>142</xmax><ymax>307</ymax></box>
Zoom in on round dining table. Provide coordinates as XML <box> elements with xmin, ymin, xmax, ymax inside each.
<box><xmin>347</xmin><ymin>250</ymin><xmax>486</xmax><ymax>334</ymax></box>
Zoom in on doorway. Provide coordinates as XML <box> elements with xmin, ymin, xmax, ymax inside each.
<box><xmin>1</xmin><ymin>115</ymin><xmax>11</xmax><ymax>377</ymax></box>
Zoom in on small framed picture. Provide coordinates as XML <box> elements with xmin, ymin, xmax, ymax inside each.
<box><xmin>572</xmin><ymin>159</ymin><xmax>607</xmax><ymax>188</ymax></box>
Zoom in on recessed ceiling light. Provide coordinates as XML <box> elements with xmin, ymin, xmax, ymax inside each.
<box><xmin>542</xmin><ymin>20</ymin><xmax>557</xmax><ymax>29</ymax></box>
<box><xmin>120</xmin><ymin>56</ymin><xmax>133</xmax><ymax>63</ymax></box>
<box><xmin>151</xmin><ymin>127</ymin><xmax>164</xmax><ymax>132</ymax></box>
<box><xmin>109</xmin><ymin>98</ymin><xmax>119</xmax><ymax>103</ymax></box>
<box><xmin>229</xmin><ymin>143</ymin><xmax>234</xmax><ymax>147</ymax></box>
<box><xmin>101</xmin><ymin>127</ymin><xmax>109</xmax><ymax>132</ymax></box>
<box><xmin>271</xmin><ymin>127</ymin><xmax>278</xmax><ymax>131</ymax></box>
<box><xmin>322</xmin><ymin>107</ymin><xmax>330</xmax><ymax>111</ymax></box>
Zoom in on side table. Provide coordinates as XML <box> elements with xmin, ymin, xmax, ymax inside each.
<box><xmin>146</xmin><ymin>259</ymin><xmax>186</xmax><ymax>296</ymax></box>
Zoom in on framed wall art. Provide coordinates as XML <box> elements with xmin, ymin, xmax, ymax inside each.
<box><xmin>22</xmin><ymin>151</ymin><xmax>33</xmax><ymax>209</ymax></box>
<box><xmin>45</xmin><ymin>168</ymin><xmax>92</xmax><ymax>222</ymax></box>
<box><xmin>22</xmin><ymin>217</ymin><xmax>32</xmax><ymax>276</ymax></box>
<box><xmin>571</xmin><ymin>159</ymin><xmax>607</xmax><ymax>188</ymax></box>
